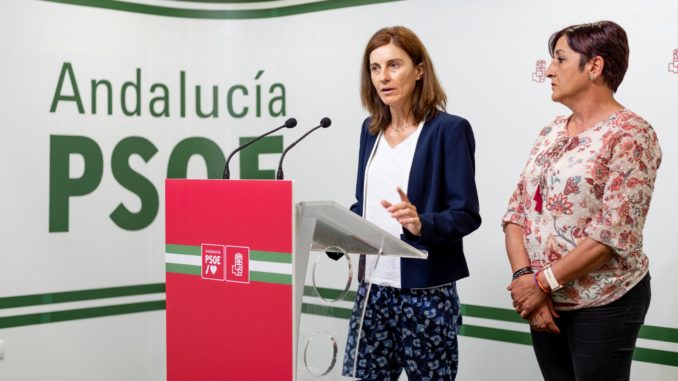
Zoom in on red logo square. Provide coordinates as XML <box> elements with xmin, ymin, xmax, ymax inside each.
<box><xmin>201</xmin><ymin>244</ymin><xmax>225</xmax><ymax>281</ymax></box>
<box><xmin>226</xmin><ymin>246</ymin><xmax>250</xmax><ymax>284</ymax></box>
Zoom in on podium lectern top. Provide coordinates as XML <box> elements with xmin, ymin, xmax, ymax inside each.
<box><xmin>296</xmin><ymin>201</ymin><xmax>428</xmax><ymax>259</ymax></box>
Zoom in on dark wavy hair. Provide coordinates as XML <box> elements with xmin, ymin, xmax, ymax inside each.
<box><xmin>360</xmin><ymin>26</ymin><xmax>446</xmax><ymax>135</ymax></box>
<box><xmin>548</xmin><ymin>21</ymin><xmax>629</xmax><ymax>92</ymax></box>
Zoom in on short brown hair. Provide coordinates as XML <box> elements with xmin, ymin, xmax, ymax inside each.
<box><xmin>360</xmin><ymin>26</ymin><xmax>446</xmax><ymax>135</ymax></box>
<box><xmin>548</xmin><ymin>21</ymin><xmax>629</xmax><ymax>92</ymax></box>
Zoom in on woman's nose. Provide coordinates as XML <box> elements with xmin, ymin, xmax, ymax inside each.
<box><xmin>545</xmin><ymin>63</ymin><xmax>555</xmax><ymax>78</ymax></box>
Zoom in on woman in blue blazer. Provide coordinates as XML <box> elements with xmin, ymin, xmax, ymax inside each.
<box><xmin>342</xmin><ymin>26</ymin><xmax>481</xmax><ymax>381</ymax></box>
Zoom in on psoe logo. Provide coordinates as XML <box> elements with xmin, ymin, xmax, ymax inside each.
<box><xmin>532</xmin><ymin>59</ymin><xmax>547</xmax><ymax>82</ymax></box>
<box><xmin>669</xmin><ymin>49</ymin><xmax>678</xmax><ymax>74</ymax></box>
<box><xmin>201</xmin><ymin>244</ymin><xmax>225</xmax><ymax>281</ymax></box>
<box><xmin>226</xmin><ymin>246</ymin><xmax>250</xmax><ymax>284</ymax></box>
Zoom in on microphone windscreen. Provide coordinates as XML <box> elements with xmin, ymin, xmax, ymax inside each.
<box><xmin>285</xmin><ymin>118</ymin><xmax>297</xmax><ymax>128</ymax></box>
<box><xmin>320</xmin><ymin>117</ymin><xmax>332</xmax><ymax>128</ymax></box>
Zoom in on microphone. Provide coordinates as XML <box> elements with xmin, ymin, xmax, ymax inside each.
<box><xmin>222</xmin><ymin>117</ymin><xmax>297</xmax><ymax>179</ymax></box>
<box><xmin>276</xmin><ymin>117</ymin><xmax>331</xmax><ymax>180</ymax></box>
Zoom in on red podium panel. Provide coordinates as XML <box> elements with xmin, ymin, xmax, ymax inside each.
<box><xmin>165</xmin><ymin>179</ymin><xmax>293</xmax><ymax>381</ymax></box>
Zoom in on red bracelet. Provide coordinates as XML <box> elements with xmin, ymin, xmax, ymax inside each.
<box><xmin>534</xmin><ymin>270</ymin><xmax>549</xmax><ymax>293</ymax></box>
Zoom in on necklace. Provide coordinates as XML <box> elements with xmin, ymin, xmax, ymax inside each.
<box><xmin>390</xmin><ymin>123</ymin><xmax>412</xmax><ymax>133</ymax></box>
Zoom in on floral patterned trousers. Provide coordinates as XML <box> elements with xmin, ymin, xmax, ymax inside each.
<box><xmin>342</xmin><ymin>283</ymin><xmax>461</xmax><ymax>381</ymax></box>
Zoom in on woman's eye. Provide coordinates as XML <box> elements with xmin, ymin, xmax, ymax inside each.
<box><xmin>557</xmin><ymin>57</ymin><xmax>565</xmax><ymax>63</ymax></box>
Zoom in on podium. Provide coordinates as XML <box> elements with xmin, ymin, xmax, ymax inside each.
<box><xmin>165</xmin><ymin>179</ymin><xmax>426</xmax><ymax>381</ymax></box>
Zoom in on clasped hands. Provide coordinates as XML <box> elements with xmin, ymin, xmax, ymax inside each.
<box><xmin>507</xmin><ymin>274</ymin><xmax>560</xmax><ymax>334</ymax></box>
<box><xmin>381</xmin><ymin>187</ymin><xmax>422</xmax><ymax>237</ymax></box>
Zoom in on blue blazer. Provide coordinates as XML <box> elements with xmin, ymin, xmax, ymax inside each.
<box><xmin>351</xmin><ymin>111</ymin><xmax>481</xmax><ymax>288</ymax></box>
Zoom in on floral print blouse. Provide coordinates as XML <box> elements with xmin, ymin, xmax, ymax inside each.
<box><xmin>502</xmin><ymin>109</ymin><xmax>662</xmax><ymax>310</ymax></box>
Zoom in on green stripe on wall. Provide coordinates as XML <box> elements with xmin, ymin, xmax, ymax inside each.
<box><xmin>166</xmin><ymin>245</ymin><xmax>292</xmax><ymax>263</ymax></box>
<box><xmin>250</xmin><ymin>251</ymin><xmax>292</xmax><ymax>263</ymax></box>
<box><xmin>250</xmin><ymin>271</ymin><xmax>292</xmax><ymax>285</ymax></box>
<box><xmin>0</xmin><ymin>283</ymin><xmax>165</xmax><ymax>310</ymax></box>
<box><xmin>166</xmin><ymin>244</ymin><xmax>200</xmax><ymax>256</ymax></box>
<box><xmin>302</xmin><ymin>303</ymin><xmax>353</xmax><ymax>320</ymax></box>
<box><xmin>0</xmin><ymin>301</ymin><xmax>165</xmax><ymax>329</ymax></box>
<box><xmin>459</xmin><ymin>324</ymin><xmax>532</xmax><ymax>345</ymax></box>
<box><xmin>42</xmin><ymin>0</ymin><xmax>404</xmax><ymax>20</ymax></box>
<box><xmin>640</xmin><ymin>325</ymin><xmax>678</xmax><ymax>344</ymax></box>
<box><xmin>462</xmin><ymin>326</ymin><xmax>678</xmax><ymax>366</ymax></box>
<box><xmin>462</xmin><ymin>303</ymin><xmax>525</xmax><ymax>324</ymax></box>
<box><xmin>462</xmin><ymin>305</ymin><xmax>678</xmax><ymax>342</ymax></box>
<box><xmin>165</xmin><ymin>263</ymin><xmax>201</xmax><ymax>276</ymax></box>
<box><xmin>634</xmin><ymin>347</ymin><xmax>678</xmax><ymax>368</ymax></box>
<box><xmin>304</xmin><ymin>285</ymin><xmax>356</xmax><ymax>301</ymax></box>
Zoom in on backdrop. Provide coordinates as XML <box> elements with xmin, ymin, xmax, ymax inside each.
<box><xmin>0</xmin><ymin>0</ymin><xmax>676</xmax><ymax>380</ymax></box>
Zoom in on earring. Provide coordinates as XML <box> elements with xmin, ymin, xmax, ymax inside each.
<box><xmin>589</xmin><ymin>74</ymin><xmax>595</xmax><ymax>81</ymax></box>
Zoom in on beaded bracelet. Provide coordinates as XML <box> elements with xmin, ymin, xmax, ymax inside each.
<box><xmin>512</xmin><ymin>266</ymin><xmax>534</xmax><ymax>281</ymax></box>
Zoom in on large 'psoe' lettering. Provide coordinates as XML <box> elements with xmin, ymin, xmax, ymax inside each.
<box><xmin>49</xmin><ymin>134</ymin><xmax>281</xmax><ymax>232</ymax></box>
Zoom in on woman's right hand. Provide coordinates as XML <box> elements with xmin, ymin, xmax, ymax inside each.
<box><xmin>508</xmin><ymin>273</ymin><xmax>547</xmax><ymax>318</ymax></box>
<box><xmin>382</xmin><ymin>187</ymin><xmax>422</xmax><ymax>236</ymax></box>
<box><xmin>527</xmin><ymin>299</ymin><xmax>560</xmax><ymax>334</ymax></box>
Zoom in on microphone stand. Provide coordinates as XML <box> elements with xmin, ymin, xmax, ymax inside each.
<box><xmin>276</xmin><ymin>117</ymin><xmax>331</xmax><ymax>180</ymax></box>
<box><xmin>222</xmin><ymin>118</ymin><xmax>296</xmax><ymax>179</ymax></box>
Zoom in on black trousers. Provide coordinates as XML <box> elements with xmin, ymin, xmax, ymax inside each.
<box><xmin>530</xmin><ymin>274</ymin><xmax>651</xmax><ymax>381</ymax></box>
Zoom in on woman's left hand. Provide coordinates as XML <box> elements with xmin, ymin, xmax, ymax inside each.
<box><xmin>527</xmin><ymin>299</ymin><xmax>560</xmax><ymax>333</ymax></box>
<box><xmin>507</xmin><ymin>273</ymin><xmax>547</xmax><ymax>318</ymax></box>
<box><xmin>381</xmin><ymin>187</ymin><xmax>422</xmax><ymax>236</ymax></box>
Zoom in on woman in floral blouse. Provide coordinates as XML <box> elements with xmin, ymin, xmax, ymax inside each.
<box><xmin>502</xmin><ymin>21</ymin><xmax>661</xmax><ymax>380</ymax></box>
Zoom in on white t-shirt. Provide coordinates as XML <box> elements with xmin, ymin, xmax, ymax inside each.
<box><xmin>364</xmin><ymin>121</ymin><xmax>423</xmax><ymax>288</ymax></box>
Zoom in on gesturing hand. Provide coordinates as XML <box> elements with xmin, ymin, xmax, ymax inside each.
<box><xmin>381</xmin><ymin>187</ymin><xmax>422</xmax><ymax>236</ymax></box>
